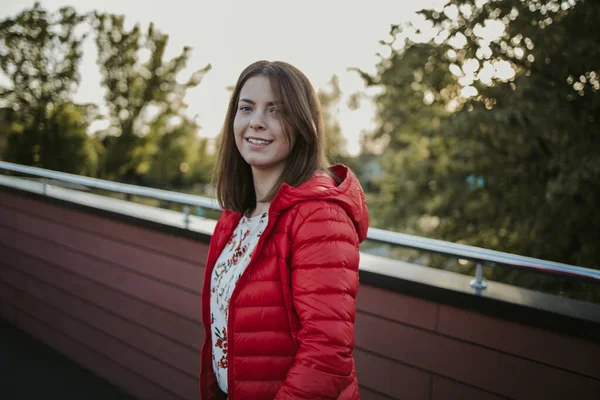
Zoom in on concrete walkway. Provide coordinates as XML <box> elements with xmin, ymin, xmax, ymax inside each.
<box><xmin>0</xmin><ymin>318</ymin><xmax>135</xmax><ymax>399</ymax></box>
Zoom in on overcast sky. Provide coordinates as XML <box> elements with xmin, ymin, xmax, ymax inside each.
<box><xmin>0</xmin><ymin>0</ymin><xmax>443</xmax><ymax>155</ymax></box>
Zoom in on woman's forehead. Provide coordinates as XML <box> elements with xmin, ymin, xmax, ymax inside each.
<box><xmin>239</xmin><ymin>75</ymin><xmax>278</xmax><ymax>103</ymax></box>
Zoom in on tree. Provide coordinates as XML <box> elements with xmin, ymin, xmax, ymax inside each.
<box><xmin>359</xmin><ymin>0</ymin><xmax>599</xmax><ymax>298</ymax></box>
<box><xmin>93</xmin><ymin>12</ymin><xmax>211</xmax><ymax>183</ymax></box>
<box><xmin>144</xmin><ymin>116</ymin><xmax>214</xmax><ymax>189</ymax></box>
<box><xmin>0</xmin><ymin>3</ymin><xmax>98</xmax><ymax>174</ymax></box>
<box><xmin>317</xmin><ymin>75</ymin><xmax>348</xmax><ymax>163</ymax></box>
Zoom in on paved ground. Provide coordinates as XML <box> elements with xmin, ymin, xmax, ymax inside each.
<box><xmin>0</xmin><ymin>318</ymin><xmax>135</xmax><ymax>399</ymax></box>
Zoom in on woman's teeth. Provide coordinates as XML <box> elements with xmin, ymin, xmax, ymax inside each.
<box><xmin>247</xmin><ymin>138</ymin><xmax>271</xmax><ymax>145</ymax></box>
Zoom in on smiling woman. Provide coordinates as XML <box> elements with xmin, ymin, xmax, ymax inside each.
<box><xmin>233</xmin><ymin>75</ymin><xmax>297</xmax><ymax>188</ymax></box>
<box><xmin>200</xmin><ymin>60</ymin><xmax>369</xmax><ymax>400</ymax></box>
<box><xmin>213</xmin><ymin>61</ymin><xmax>330</xmax><ymax>215</ymax></box>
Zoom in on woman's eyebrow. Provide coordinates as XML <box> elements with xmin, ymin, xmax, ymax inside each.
<box><xmin>239</xmin><ymin>98</ymin><xmax>281</xmax><ymax>106</ymax></box>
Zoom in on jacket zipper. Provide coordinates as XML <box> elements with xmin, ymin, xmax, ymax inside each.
<box><xmin>226</xmin><ymin>212</ymin><xmax>278</xmax><ymax>400</ymax></box>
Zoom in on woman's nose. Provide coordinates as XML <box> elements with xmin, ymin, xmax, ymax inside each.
<box><xmin>249</xmin><ymin>115</ymin><xmax>265</xmax><ymax>130</ymax></box>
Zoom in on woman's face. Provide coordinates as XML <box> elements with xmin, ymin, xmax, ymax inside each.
<box><xmin>233</xmin><ymin>75</ymin><xmax>296</xmax><ymax>175</ymax></box>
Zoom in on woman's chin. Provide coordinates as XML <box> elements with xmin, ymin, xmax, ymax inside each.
<box><xmin>245</xmin><ymin>159</ymin><xmax>285</xmax><ymax>174</ymax></box>
<box><xmin>248</xmin><ymin>161</ymin><xmax>274</xmax><ymax>170</ymax></box>
<box><xmin>244</xmin><ymin>155</ymin><xmax>268</xmax><ymax>167</ymax></box>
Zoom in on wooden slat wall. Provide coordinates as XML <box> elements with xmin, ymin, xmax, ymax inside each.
<box><xmin>0</xmin><ymin>191</ymin><xmax>205</xmax><ymax>400</ymax></box>
<box><xmin>354</xmin><ymin>282</ymin><xmax>600</xmax><ymax>400</ymax></box>
<box><xmin>1</xmin><ymin>189</ymin><xmax>599</xmax><ymax>400</ymax></box>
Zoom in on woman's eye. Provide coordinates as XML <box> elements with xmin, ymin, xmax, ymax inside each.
<box><xmin>270</xmin><ymin>108</ymin><xmax>281</xmax><ymax>114</ymax></box>
<box><xmin>239</xmin><ymin>106</ymin><xmax>252</xmax><ymax>112</ymax></box>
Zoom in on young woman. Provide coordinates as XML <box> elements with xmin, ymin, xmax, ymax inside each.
<box><xmin>200</xmin><ymin>60</ymin><xmax>369</xmax><ymax>400</ymax></box>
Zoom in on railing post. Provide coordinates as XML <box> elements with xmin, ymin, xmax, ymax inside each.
<box><xmin>42</xmin><ymin>178</ymin><xmax>48</xmax><ymax>195</ymax></box>
<box><xmin>183</xmin><ymin>205</ymin><xmax>190</xmax><ymax>229</ymax></box>
<box><xmin>470</xmin><ymin>262</ymin><xmax>488</xmax><ymax>291</ymax></box>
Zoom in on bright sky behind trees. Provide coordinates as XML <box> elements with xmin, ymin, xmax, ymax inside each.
<box><xmin>0</xmin><ymin>0</ymin><xmax>445</xmax><ymax>155</ymax></box>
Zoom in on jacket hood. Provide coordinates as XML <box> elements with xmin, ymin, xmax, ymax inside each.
<box><xmin>271</xmin><ymin>164</ymin><xmax>369</xmax><ymax>242</ymax></box>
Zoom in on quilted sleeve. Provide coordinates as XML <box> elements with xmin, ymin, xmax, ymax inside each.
<box><xmin>274</xmin><ymin>203</ymin><xmax>360</xmax><ymax>399</ymax></box>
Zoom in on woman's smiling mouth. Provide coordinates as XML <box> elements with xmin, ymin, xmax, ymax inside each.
<box><xmin>246</xmin><ymin>137</ymin><xmax>273</xmax><ymax>145</ymax></box>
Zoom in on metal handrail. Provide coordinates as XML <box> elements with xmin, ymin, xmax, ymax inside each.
<box><xmin>0</xmin><ymin>161</ymin><xmax>220</xmax><ymax>210</ymax></box>
<box><xmin>367</xmin><ymin>228</ymin><xmax>600</xmax><ymax>283</ymax></box>
<box><xmin>1</xmin><ymin>161</ymin><xmax>599</xmax><ymax>286</ymax></box>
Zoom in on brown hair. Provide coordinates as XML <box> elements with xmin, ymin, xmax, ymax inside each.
<box><xmin>212</xmin><ymin>60</ymin><xmax>332</xmax><ymax>212</ymax></box>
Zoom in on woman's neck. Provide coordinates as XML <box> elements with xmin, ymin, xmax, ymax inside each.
<box><xmin>250</xmin><ymin>165</ymin><xmax>283</xmax><ymax>217</ymax></box>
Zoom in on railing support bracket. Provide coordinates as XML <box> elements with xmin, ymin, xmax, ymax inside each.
<box><xmin>470</xmin><ymin>263</ymin><xmax>488</xmax><ymax>291</ymax></box>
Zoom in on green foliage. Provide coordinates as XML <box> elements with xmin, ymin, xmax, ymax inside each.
<box><xmin>0</xmin><ymin>3</ymin><xmax>99</xmax><ymax>174</ymax></box>
<box><xmin>0</xmin><ymin>4</ymin><xmax>214</xmax><ymax>188</ymax></box>
<box><xmin>92</xmin><ymin>12</ymin><xmax>211</xmax><ymax>183</ymax></box>
<box><xmin>317</xmin><ymin>75</ymin><xmax>348</xmax><ymax>163</ymax></box>
<box><xmin>360</xmin><ymin>0</ymin><xmax>599</xmax><ymax>297</ymax></box>
<box><xmin>42</xmin><ymin>103</ymin><xmax>102</xmax><ymax>176</ymax></box>
<box><xmin>144</xmin><ymin>117</ymin><xmax>215</xmax><ymax>189</ymax></box>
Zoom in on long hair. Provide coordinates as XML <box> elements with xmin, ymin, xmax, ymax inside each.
<box><xmin>212</xmin><ymin>60</ymin><xmax>331</xmax><ymax>212</ymax></box>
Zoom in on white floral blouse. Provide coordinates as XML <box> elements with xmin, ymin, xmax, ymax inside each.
<box><xmin>210</xmin><ymin>212</ymin><xmax>268</xmax><ymax>394</ymax></box>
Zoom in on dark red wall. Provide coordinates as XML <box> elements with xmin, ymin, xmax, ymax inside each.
<box><xmin>1</xmin><ymin>189</ymin><xmax>598</xmax><ymax>400</ymax></box>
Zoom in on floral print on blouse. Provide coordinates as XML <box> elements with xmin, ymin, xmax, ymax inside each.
<box><xmin>210</xmin><ymin>212</ymin><xmax>268</xmax><ymax>394</ymax></box>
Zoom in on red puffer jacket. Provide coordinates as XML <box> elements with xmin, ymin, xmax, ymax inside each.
<box><xmin>200</xmin><ymin>164</ymin><xmax>369</xmax><ymax>400</ymax></box>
